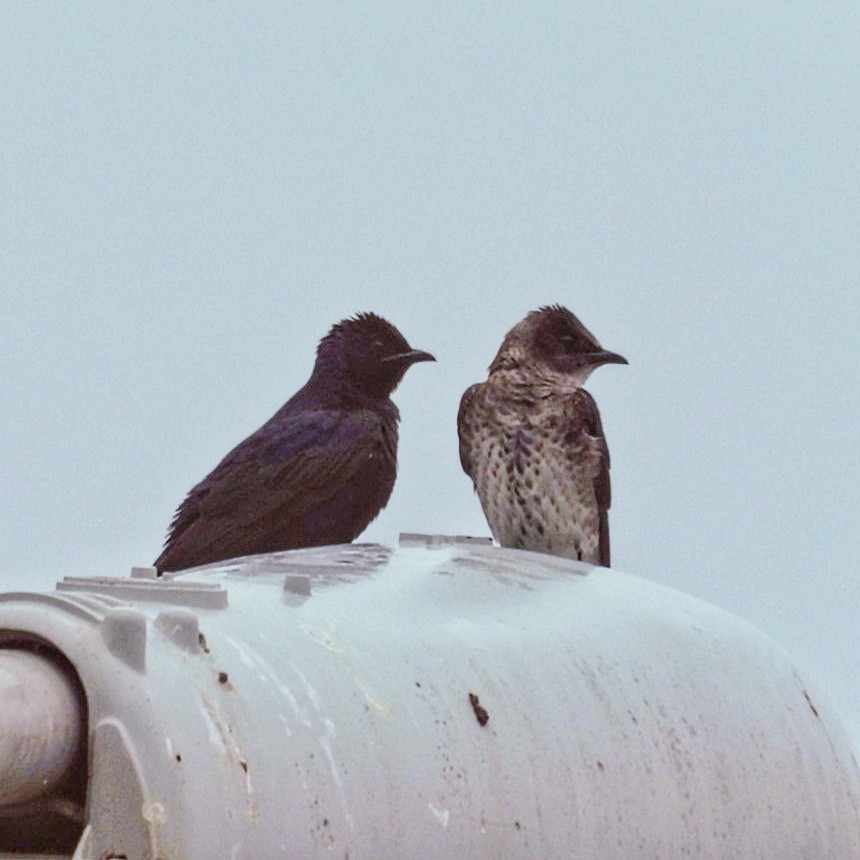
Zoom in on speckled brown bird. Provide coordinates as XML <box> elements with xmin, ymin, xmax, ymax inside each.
<box><xmin>155</xmin><ymin>313</ymin><xmax>434</xmax><ymax>572</ymax></box>
<box><xmin>457</xmin><ymin>305</ymin><xmax>627</xmax><ymax>565</ymax></box>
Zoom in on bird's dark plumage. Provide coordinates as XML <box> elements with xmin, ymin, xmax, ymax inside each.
<box><xmin>155</xmin><ymin>313</ymin><xmax>434</xmax><ymax>572</ymax></box>
<box><xmin>457</xmin><ymin>304</ymin><xmax>626</xmax><ymax>565</ymax></box>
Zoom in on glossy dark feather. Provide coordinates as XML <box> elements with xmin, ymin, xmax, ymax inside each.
<box><xmin>155</xmin><ymin>313</ymin><xmax>433</xmax><ymax>572</ymax></box>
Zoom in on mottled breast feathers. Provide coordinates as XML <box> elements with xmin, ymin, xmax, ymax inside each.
<box><xmin>458</xmin><ymin>381</ymin><xmax>613</xmax><ymax>566</ymax></box>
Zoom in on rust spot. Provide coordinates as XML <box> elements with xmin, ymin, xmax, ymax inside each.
<box><xmin>218</xmin><ymin>671</ymin><xmax>229</xmax><ymax>684</ymax></box>
<box><xmin>469</xmin><ymin>692</ymin><xmax>489</xmax><ymax>727</ymax></box>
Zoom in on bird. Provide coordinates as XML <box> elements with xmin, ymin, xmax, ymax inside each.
<box><xmin>457</xmin><ymin>304</ymin><xmax>626</xmax><ymax>566</ymax></box>
<box><xmin>154</xmin><ymin>313</ymin><xmax>435</xmax><ymax>572</ymax></box>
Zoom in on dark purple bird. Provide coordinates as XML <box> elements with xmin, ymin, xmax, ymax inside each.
<box><xmin>457</xmin><ymin>305</ymin><xmax>626</xmax><ymax>566</ymax></box>
<box><xmin>154</xmin><ymin>313</ymin><xmax>435</xmax><ymax>572</ymax></box>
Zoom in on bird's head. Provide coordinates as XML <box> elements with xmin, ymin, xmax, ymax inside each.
<box><xmin>316</xmin><ymin>312</ymin><xmax>435</xmax><ymax>398</ymax></box>
<box><xmin>489</xmin><ymin>304</ymin><xmax>627</xmax><ymax>385</ymax></box>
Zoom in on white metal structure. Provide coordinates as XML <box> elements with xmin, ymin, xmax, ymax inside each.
<box><xmin>0</xmin><ymin>535</ymin><xmax>857</xmax><ymax>858</ymax></box>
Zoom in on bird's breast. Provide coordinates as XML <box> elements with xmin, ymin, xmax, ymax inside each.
<box><xmin>467</xmin><ymin>401</ymin><xmax>601</xmax><ymax>560</ymax></box>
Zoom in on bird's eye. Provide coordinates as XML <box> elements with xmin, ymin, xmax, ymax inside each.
<box><xmin>558</xmin><ymin>334</ymin><xmax>582</xmax><ymax>352</ymax></box>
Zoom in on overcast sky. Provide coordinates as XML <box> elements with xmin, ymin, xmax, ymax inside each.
<box><xmin>2</xmin><ymin>4</ymin><xmax>858</xmax><ymax>744</ymax></box>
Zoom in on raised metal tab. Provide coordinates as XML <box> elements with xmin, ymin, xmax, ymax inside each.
<box><xmin>283</xmin><ymin>573</ymin><xmax>312</xmax><ymax>597</ymax></box>
<box><xmin>58</xmin><ymin>577</ymin><xmax>228</xmax><ymax>610</ymax></box>
<box><xmin>399</xmin><ymin>532</ymin><xmax>494</xmax><ymax>548</ymax></box>
<box><xmin>101</xmin><ymin>608</ymin><xmax>147</xmax><ymax>671</ymax></box>
<box><xmin>155</xmin><ymin>608</ymin><xmax>201</xmax><ymax>653</ymax></box>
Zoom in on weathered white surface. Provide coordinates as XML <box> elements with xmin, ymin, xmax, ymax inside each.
<box><xmin>0</xmin><ymin>538</ymin><xmax>858</xmax><ymax>858</ymax></box>
<box><xmin>0</xmin><ymin>650</ymin><xmax>82</xmax><ymax>804</ymax></box>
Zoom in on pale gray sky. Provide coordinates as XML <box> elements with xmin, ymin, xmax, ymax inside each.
<box><xmin>3</xmin><ymin>4</ymin><xmax>859</xmax><ymax>742</ymax></box>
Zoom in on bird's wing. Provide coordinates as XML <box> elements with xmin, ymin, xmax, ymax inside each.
<box><xmin>161</xmin><ymin>409</ymin><xmax>386</xmax><ymax>559</ymax></box>
<box><xmin>456</xmin><ymin>383</ymin><xmax>483</xmax><ymax>477</ymax></box>
<box><xmin>570</xmin><ymin>389</ymin><xmax>612</xmax><ymax>567</ymax></box>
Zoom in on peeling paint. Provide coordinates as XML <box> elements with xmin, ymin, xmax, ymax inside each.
<box><xmin>428</xmin><ymin>803</ymin><xmax>450</xmax><ymax>829</ymax></box>
<box><xmin>353</xmin><ymin>676</ymin><xmax>394</xmax><ymax>719</ymax></box>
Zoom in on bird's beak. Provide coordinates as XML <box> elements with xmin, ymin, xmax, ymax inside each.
<box><xmin>381</xmin><ymin>349</ymin><xmax>436</xmax><ymax>365</ymax></box>
<box><xmin>589</xmin><ymin>350</ymin><xmax>628</xmax><ymax>367</ymax></box>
